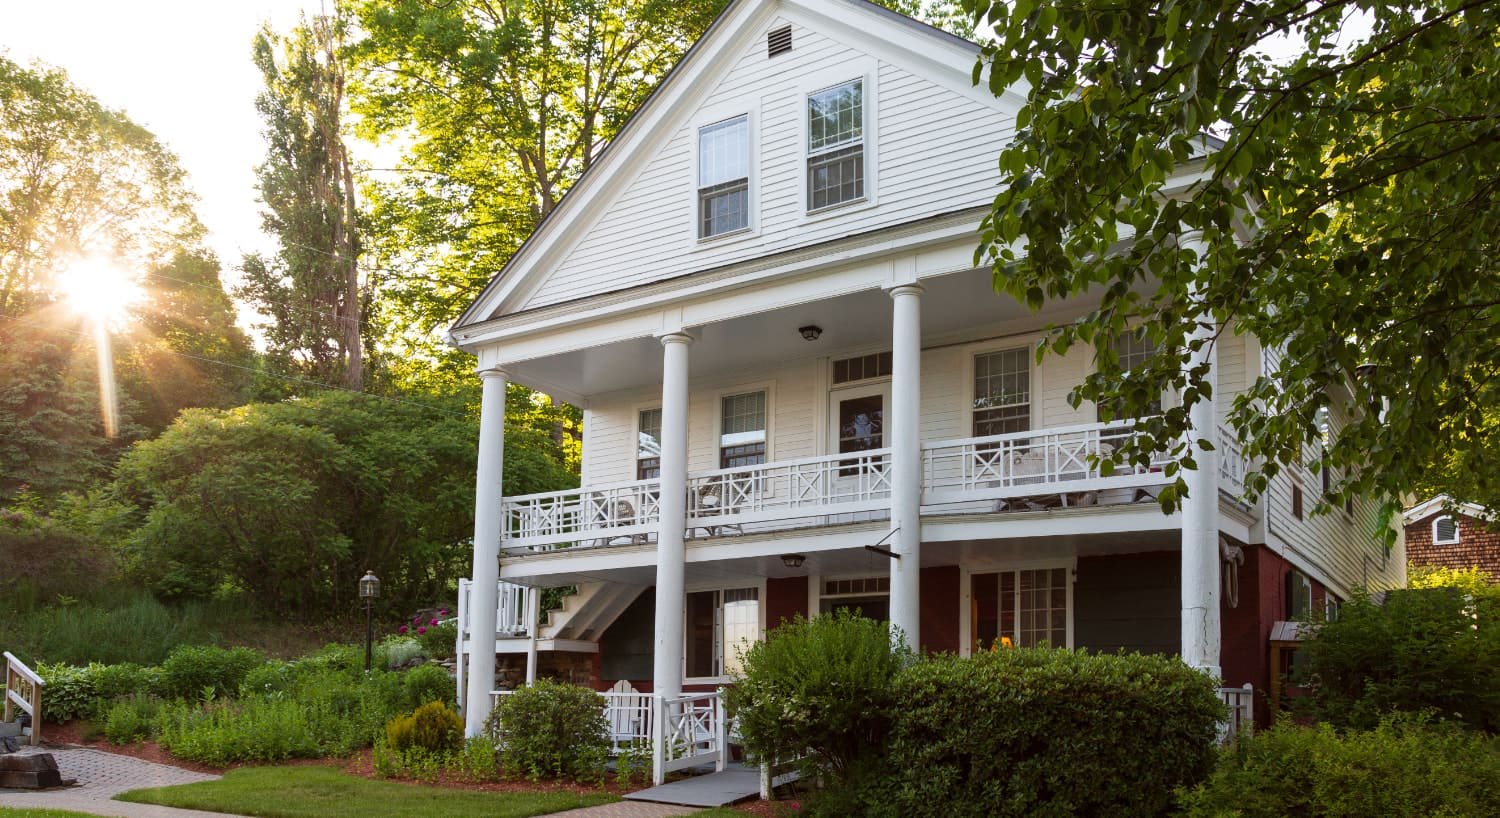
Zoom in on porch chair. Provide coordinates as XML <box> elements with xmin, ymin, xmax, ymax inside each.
<box><xmin>593</xmin><ymin>499</ymin><xmax>650</xmax><ymax>547</ymax></box>
<box><xmin>693</xmin><ymin>480</ymin><xmax>744</xmax><ymax>538</ymax></box>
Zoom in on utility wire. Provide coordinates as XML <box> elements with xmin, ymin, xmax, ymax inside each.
<box><xmin>0</xmin><ymin>314</ymin><xmax>470</xmax><ymax>419</ymax></box>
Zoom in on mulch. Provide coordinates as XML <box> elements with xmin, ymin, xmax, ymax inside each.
<box><xmin>40</xmin><ymin>720</ymin><xmax>799</xmax><ymax>813</ymax></box>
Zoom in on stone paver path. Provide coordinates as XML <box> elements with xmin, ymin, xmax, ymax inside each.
<box><xmin>0</xmin><ymin>746</ymin><xmax>234</xmax><ymax>817</ymax></box>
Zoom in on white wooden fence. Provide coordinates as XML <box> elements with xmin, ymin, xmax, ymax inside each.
<box><xmin>1218</xmin><ymin>683</ymin><xmax>1255</xmax><ymax>744</ymax></box>
<box><xmin>3</xmin><ymin>651</ymin><xmax>44</xmax><ymax>746</ymax></box>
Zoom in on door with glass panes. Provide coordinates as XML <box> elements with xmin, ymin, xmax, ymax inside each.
<box><xmin>827</xmin><ymin>381</ymin><xmax>889</xmax><ymax>483</ymax></box>
<box><xmin>970</xmin><ymin>567</ymin><xmax>1072</xmax><ymax>651</ymax></box>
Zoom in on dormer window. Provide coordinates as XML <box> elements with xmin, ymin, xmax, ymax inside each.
<box><xmin>1433</xmin><ymin>515</ymin><xmax>1460</xmax><ymax>545</ymax></box>
<box><xmin>698</xmin><ymin>115</ymin><xmax>750</xmax><ymax>238</ymax></box>
<box><xmin>807</xmin><ymin>79</ymin><xmax>864</xmax><ymax>211</ymax></box>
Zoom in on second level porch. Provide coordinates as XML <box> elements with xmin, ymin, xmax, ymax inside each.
<box><xmin>500</xmin><ymin>418</ymin><xmax>1254</xmax><ymax>558</ymax></box>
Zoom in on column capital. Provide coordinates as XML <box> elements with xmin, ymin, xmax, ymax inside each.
<box><xmin>657</xmin><ymin>331</ymin><xmax>695</xmax><ymax>346</ymax></box>
<box><xmin>476</xmin><ymin>366</ymin><xmax>509</xmax><ymax>381</ymax></box>
<box><xmin>887</xmin><ymin>283</ymin><xmax>925</xmax><ymax>299</ymax></box>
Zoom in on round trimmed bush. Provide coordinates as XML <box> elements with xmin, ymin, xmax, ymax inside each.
<box><xmin>386</xmin><ymin>700</ymin><xmax>463</xmax><ymax>754</ymax></box>
<box><xmin>485</xmin><ymin>679</ymin><xmax>609</xmax><ymax>782</ymax></box>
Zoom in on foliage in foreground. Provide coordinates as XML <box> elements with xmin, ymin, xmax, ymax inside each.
<box><xmin>484</xmin><ymin>679</ymin><xmax>610</xmax><ymax>783</ymax></box>
<box><xmin>1295</xmin><ymin>587</ymin><xmax>1500</xmax><ymax>732</ymax></box>
<box><xmin>116</xmin><ymin>765</ymin><xmax>617</xmax><ymax>818</ymax></box>
<box><xmin>966</xmin><ymin>0</ymin><xmax>1500</xmax><ymax>523</ymax></box>
<box><xmin>1179</xmin><ymin>718</ymin><xmax>1500</xmax><ymax>817</ymax></box>
<box><xmin>726</xmin><ymin>611</ymin><xmax>909</xmax><ymax>801</ymax></box>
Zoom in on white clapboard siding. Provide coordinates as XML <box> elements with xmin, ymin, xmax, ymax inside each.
<box><xmin>1260</xmin><ymin>343</ymin><xmax>1402</xmax><ymax>594</ymax></box>
<box><xmin>518</xmin><ymin>20</ymin><xmax>1011</xmax><ymax>312</ymax></box>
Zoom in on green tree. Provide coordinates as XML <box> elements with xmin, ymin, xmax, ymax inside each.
<box><xmin>964</xmin><ymin>0</ymin><xmax>1500</xmax><ymax>529</ymax></box>
<box><xmin>0</xmin><ymin>56</ymin><xmax>200</xmax><ymax>318</ymax></box>
<box><xmin>112</xmin><ymin>390</ymin><xmax>575</xmax><ymax>618</ymax></box>
<box><xmin>241</xmin><ymin>14</ymin><xmax>366</xmax><ymax>390</ymax></box>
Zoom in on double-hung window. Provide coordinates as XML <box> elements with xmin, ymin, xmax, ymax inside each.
<box><xmin>973</xmin><ymin>348</ymin><xmax>1031</xmax><ymax>437</ymax></box>
<box><xmin>698</xmin><ymin>115</ymin><xmax>750</xmax><ymax>238</ymax></box>
<box><xmin>806</xmin><ymin>79</ymin><xmax>864</xmax><ymax>211</ymax></box>
<box><xmin>636</xmin><ymin>408</ymin><xmax>662</xmax><ymax>480</ymax></box>
<box><xmin>1099</xmin><ymin>329</ymin><xmax>1162</xmax><ymax>420</ymax></box>
<box><xmin>719</xmin><ymin>391</ymin><xmax>767</xmax><ymax>468</ymax></box>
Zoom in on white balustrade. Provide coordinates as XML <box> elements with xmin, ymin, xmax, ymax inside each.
<box><xmin>656</xmin><ymin>691</ymin><xmax>726</xmax><ymax>778</ymax></box>
<box><xmin>1217</xmin><ymin>683</ymin><xmax>1255</xmax><ymax>744</ymax></box>
<box><xmin>484</xmin><ymin>688</ymin><xmax>659</xmax><ymax>756</ymax></box>
<box><xmin>1217</xmin><ymin>423</ymin><xmax>1250</xmax><ymax>500</ymax></box>
<box><xmin>685</xmin><ymin>449</ymin><xmax>892</xmax><ymax>532</ymax></box>
<box><xmin>921</xmin><ymin>421</ymin><xmax>1171</xmax><ymax>507</ymax></box>
<box><xmin>502</xmin><ymin>479</ymin><xmax>661</xmax><ymax>552</ymax></box>
<box><xmin>458</xmin><ymin>578</ymin><xmax>531</xmax><ymax>638</ymax></box>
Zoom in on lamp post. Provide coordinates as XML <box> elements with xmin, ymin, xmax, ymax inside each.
<box><xmin>359</xmin><ymin>570</ymin><xmax>380</xmax><ymax>672</ymax></box>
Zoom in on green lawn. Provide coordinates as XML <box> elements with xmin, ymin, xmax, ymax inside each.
<box><xmin>116</xmin><ymin>766</ymin><xmax>618</xmax><ymax>818</ymax></box>
<box><xmin>0</xmin><ymin>810</ymin><xmax>101</xmax><ymax>818</ymax></box>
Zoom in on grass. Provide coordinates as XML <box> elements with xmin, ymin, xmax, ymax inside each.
<box><xmin>0</xmin><ymin>810</ymin><xmax>103</xmax><ymax>818</ymax></box>
<box><xmin>116</xmin><ymin>766</ymin><xmax>618</xmax><ymax>818</ymax></box>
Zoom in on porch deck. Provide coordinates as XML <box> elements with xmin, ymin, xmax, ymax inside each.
<box><xmin>623</xmin><ymin>762</ymin><xmax>761</xmax><ymax>808</ymax></box>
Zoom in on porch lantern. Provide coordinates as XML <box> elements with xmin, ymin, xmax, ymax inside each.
<box><xmin>780</xmin><ymin>553</ymin><xmax>806</xmax><ymax>569</ymax></box>
<box><xmin>359</xmin><ymin>570</ymin><xmax>380</xmax><ymax>672</ymax></box>
<box><xmin>798</xmin><ymin>325</ymin><xmax>823</xmax><ymax>341</ymax></box>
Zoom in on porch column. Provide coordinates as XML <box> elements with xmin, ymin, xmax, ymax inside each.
<box><xmin>524</xmin><ymin>587</ymin><xmax>541</xmax><ymax>685</ymax></box>
<box><xmin>888</xmin><ymin>284</ymin><xmax>924</xmax><ymax>649</ymax></box>
<box><xmin>653</xmin><ymin>332</ymin><xmax>693</xmax><ymax>701</ymax></box>
<box><xmin>1180</xmin><ymin>235</ymin><xmax>1222</xmax><ymax>676</ymax></box>
<box><xmin>465</xmin><ymin>366</ymin><xmax>508</xmax><ymax>737</ymax></box>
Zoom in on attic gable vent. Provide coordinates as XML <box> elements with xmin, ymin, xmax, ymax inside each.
<box><xmin>767</xmin><ymin>25</ymin><xmax>792</xmax><ymax>57</ymax></box>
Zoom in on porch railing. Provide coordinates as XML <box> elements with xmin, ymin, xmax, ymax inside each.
<box><xmin>3</xmin><ymin>651</ymin><xmax>44</xmax><ymax>747</ymax></box>
<box><xmin>1217</xmin><ymin>423</ymin><xmax>1250</xmax><ymax>502</ymax></box>
<box><xmin>921</xmin><ymin>421</ymin><xmax>1171</xmax><ymax>507</ymax></box>
<box><xmin>502</xmin><ymin>478</ymin><xmax>661</xmax><ymax>552</ymax></box>
<box><xmin>653</xmin><ymin>691</ymin><xmax>727</xmax><ymax>783</ymax></box>
<box><xmin>685</xmin><ymin>448</ymin><xmax>892</xmax><ymax>532</ymax></box>
<box><xmin>1218</xmin><ymin>683</ymin><xmax>1254</xmax><ymax>744</ymax></box>
<box><xmin>458</xmin><ymin>578</ymin><xmax>531</xmax><ymax>638</ymax></box>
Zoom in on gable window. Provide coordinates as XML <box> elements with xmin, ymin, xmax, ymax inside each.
<box><xmin>806</xmin><ymin>79</ymin><xmax>864</xmax><ymax>211</ymax></box>
<box><xmin>720</xmin><ymin>391</ymin><xmax>767</xmax><ymax>468</ymax></box>
<box><xmin>637</xmin><ymin>408</ymin><xmax>662</xmax><ymax>480</ymax></box>
<box><xmin>699</xmin><ymin>115</ymin><xmax>750</xmax><ymax>238</ymax></box>
<box><xmin>974</xmin><ymin>347</ymin><xmax>1031</xmax><ymax>437</ymax></box>
<box><xmin>1433</xmin><ymin>515</ymin><xmax>1460</xmax><ymax>545</ymax></box>
<box><xmin>686</xmin><ymin>587</ymin><xmax>759</xmax><ymax>678</ymax></box>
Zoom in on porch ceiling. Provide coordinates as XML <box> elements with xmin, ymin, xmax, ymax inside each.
<box><xmin>503</xmin><ymin>266</ymin><xmax>1093</xmax><ymax>400</ymax></box>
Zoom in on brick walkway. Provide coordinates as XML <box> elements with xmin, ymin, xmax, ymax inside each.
<box><xmin>0</xmin><ymin>746</ymin><xmax>233</xmax><ymax>817</ymax></box>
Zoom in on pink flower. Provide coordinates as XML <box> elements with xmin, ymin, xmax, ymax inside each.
<box><xmin>417</xmin><ymin>626</ymin><xmax>427</xmax><ymax>635</ymax></box>
<box><xmin>438</xmin><ymin>609</ymin><xmax>449</xmax><ymax>616</ymax></box>
<box><xmin>412</xmin><ymin>615</ymin><xmax>421</xmax><ymax>624</ymax></box>
<box><xmin>398</xmin><ymin>625</ymin><xmax>408</xmax><ymax>634</ymax></box>
<box><xmin>429</xmin><ymin>618</ymin><xmax>439</xmax><ymax>625</ymax></box>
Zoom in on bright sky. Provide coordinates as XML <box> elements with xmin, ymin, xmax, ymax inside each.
<box><xmin>2</xmin><ymin>0</ymin><xmax>326</xmax><ymax>269</ymax></box>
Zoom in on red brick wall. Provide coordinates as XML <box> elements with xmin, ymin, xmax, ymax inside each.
<box><xmin>920</xmin><ymin>565</ymin><xmax>961</xmax><ymax>654</ymax></box>
<box><xmin>1405</xmin><ymin>512</ymin><xmax>1500</xmax><ymax>579</ymax></box>
<box><xmin>765</xmin><ymin>576</ymin><xmax>809</xmax><ymax>631</ymax></box>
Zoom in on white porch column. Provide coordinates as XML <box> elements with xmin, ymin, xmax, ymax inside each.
<box><xmin>652</xmin><ymin>333</ymin><xmax>692</xmax><ymax>701</ymax></box>
<box><xmin>888</xmin><ymin>284</ymin><xmax>924</xmax><ymax>650</ymax></box>
<box><xmin>465</xmin><ymin>366</ymin><xmax>508</xmax><ymax>737</ymax></box>
<box><xmin>524</xmin><ymin>587</ymin><xmax>541</xmax><ymax>685</ymax></box>
<box><xmin>1180</xmin><ymin>236</ymin><xmax>1222</xmax><ymax>677</ymax></box>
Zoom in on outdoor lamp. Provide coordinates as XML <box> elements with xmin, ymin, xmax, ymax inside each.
<box><xmin>360</xmin><ymin>570</ymin><xmax>380</xmax><ymax>672</ymax></box>
<box><xmin>780</xmin><ymin>553</ymin><xmax>806</xmax><ymax>569</ymax></box>
<box><xmin>798</xmin><ymin>325</ymin><xmax>823</xmax><ymax>341</ymax></box>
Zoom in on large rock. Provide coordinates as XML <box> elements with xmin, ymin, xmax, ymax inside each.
<box><xmin>0</xmin><ymin>752</ymin><xmax>64</xmax><ymax>788</ymax></box>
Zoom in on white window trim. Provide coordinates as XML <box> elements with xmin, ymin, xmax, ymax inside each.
<box><xmin>958</xmin><ymin>559</ymin><xmax>1076</xmax><ymax>657</ymax></box>
<box><xmin>632</xmin><ymin>402</ymin><xmax>663</xmax><ymax>482</ymax></box>
<box><xmin>1433</xmin><ymin>515</ymin><xmax>1461</xmax><ymax>545</ymax></box>
<box><xmin>1092</xmin><ymin>326</ymin><xmax>1176</xmax><ymax>420</ymax></box>
<box><xmin>689</xmin><ymin>104</ymin><xmax>761</xmax><ymax>248</ymax></box>
<box><xmin>796</xmin><ymin>60</ymin><xmax>879</xmax><ymax>223</ymax></box>
<box><xmin>712</xmin><ymin>381</ymin><xmax>776</xmax><ymax>469</ymax></box>
<box><xmin>682</xmin><ymin>577</ymin><xmax>767</xmax><ymax>685</ymax></box>
<box><xmin>964</xmin><ymin>339</ymin><xmax>1040</xmax><ymax>438</ymax></box>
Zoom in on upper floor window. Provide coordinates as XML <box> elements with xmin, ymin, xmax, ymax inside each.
<box><xmin>1099</xmin><ymin>329</ymin><xmax>1161</xmax><ymax>420</ymax></box>
<box><xmin>974</xmin><ymin>347</ymin><xmax>1031</xmax><ymax>437</ymax></box>
<box><xmin>699</xmin><ymin>115</ymin><xmax>750</xmax><ymax>238</ymax></box>
<box><xmin>807</xmin><ymin>79</ymin><xmax>864</xmax><ymax>211</ymax></box>
<box><xmin>1433</xmin><ymin>515</ymin><xmax>1460</xmax><ymax>545</ymax></box>
<box><xmin>720</xmin><ymin>391</ymin><xmax>767</xmax><ymax>468</ymax></box>
<box><xmin>637</xmin><ymin>408</ymin><xmax>662</xmax><ymax>480</ymax></box>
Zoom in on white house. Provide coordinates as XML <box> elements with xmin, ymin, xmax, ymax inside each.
<box><xmin>445</xmin><ymin>0</ymin><xmax>1404</xmax><ymax>779</ymax></box>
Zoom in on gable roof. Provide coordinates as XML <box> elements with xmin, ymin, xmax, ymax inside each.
<box><xmin>1404</xmin><ymin>495</ymin><xmax>1494</xmax><ymax>525</ymax></box>
<box><xmin>448</xmin><ymin>0</ymin><xmax>1000</xmax><ymax>337</ymax></box>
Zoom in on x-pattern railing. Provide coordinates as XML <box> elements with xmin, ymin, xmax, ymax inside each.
<box><xmin>921</xmin><ymin>421</ymin><xmax>1169</xmax><ymax>503</ymax></box>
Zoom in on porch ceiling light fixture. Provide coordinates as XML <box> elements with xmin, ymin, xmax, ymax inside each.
<box><xmin>798</xmin><ymin>325</ymin><xmax>823</xmax><ymax>341</ymax></box>
<box><xmin>780</xmin><ymin>553</ymin><xmax>806</xmax><ymax>569</ymax></box>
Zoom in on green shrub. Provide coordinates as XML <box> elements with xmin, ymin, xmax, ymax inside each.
<box><xmin>103</xmin><ymin>695</ymin><xmax>161</xmax><ymax>744</ymax></box>
<box><xmin>0</xmin><ymin>591</ymin><xmax>245</xmax><ymax>667</ymax></box>
<box><xmin>38</xmin><ymin>662</ymin><xmax>96</xmax><ymax>722</ymax></box>
<box><xmin>386</xmin><ymin>701</ymin><xmax>463</xmax><ymax>754</ymax></box>
<box><xmin>452</xmin><ymin>735</ymin><xmax>501</xmax><ymax>782</ymax></box>
<box><xmin>401</xmin><ymin>663</ymin><xmax>454</xmax><ymax>710</ymax></box>
<box><xmin>240</xmin><ymin>661</ymin><xmax>294</xmax><ymax>697</ymax></box>
<box><xmin>90</xmin><ymin>662</ymin><xmax>158</xmax><ymax>704</ymax></box>
<box><xmin>380</xmin><ymin>636</ymin><xmax>422</xmax><ymax>669</ymax></box>
<box><xmin>486</xmin><ymin>679</ymin><xmax>609</xmax><ymax>782</ymax></box>
<box><xmin>1296</xmin><ymin>588</ymin><xmax>1500</xmax><ymax>731</ymax></box>
<box><xmin>159</xmin><ymin>645</ymin><xmax>265</xmax><ymax>701</ymax></box>
<box><xmin>155</xmin><ymin>697</ymin><xmax>322</xmax><ymax>764</ymax></box>
<box><xmin>296</xmin><ymin>643</ymin><xmax>366</xmax><ymax>675</ymax></box>
<box><xmin>725</xmin><ymin>611</ymin><xmax>909</xmax><ymax>804</ymax></box>
<box><xmin>1180</xmin><ymin>718</ymin><xmax>1500</xmax><ymax>817</ymax></box>
<box><xmin>418</xmin><ymin>621</ymin><xmax>457</xmax><ymax>661</ymax></box>
<box><xmin>880</xmin><ymin>648</ymin><xmax>1223</xmax><ymax>818</ymax></box>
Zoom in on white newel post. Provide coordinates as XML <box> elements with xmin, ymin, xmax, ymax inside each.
<box><xmin>888</xmin><ymin>284</ymin><xmax>924</xmax><ymax>650</ymax></box>
<box><xmin>525</xmin><ymin>587</ymin><xmax>541</xmax><ymax>685</ymax></box>
<box><xmin>1180</xmin><ymin>236</ymin><xmax>1222</xmax><ymax>677</ymax></box>
<box><xmin>465</xmin><ymin>367</ymin><xmax>508</xmax><ymax>737</ymax></box>
<box><xmin>652</xmin><ymin>332</ymin><xmax>692</xmax><ymax>784</ymax></box>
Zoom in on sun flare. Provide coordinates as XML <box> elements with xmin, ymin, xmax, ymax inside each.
<box><xmin>56</xmin><ymin>257</ymin><xmax>144</xmax><ymax>326</ymax></box>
